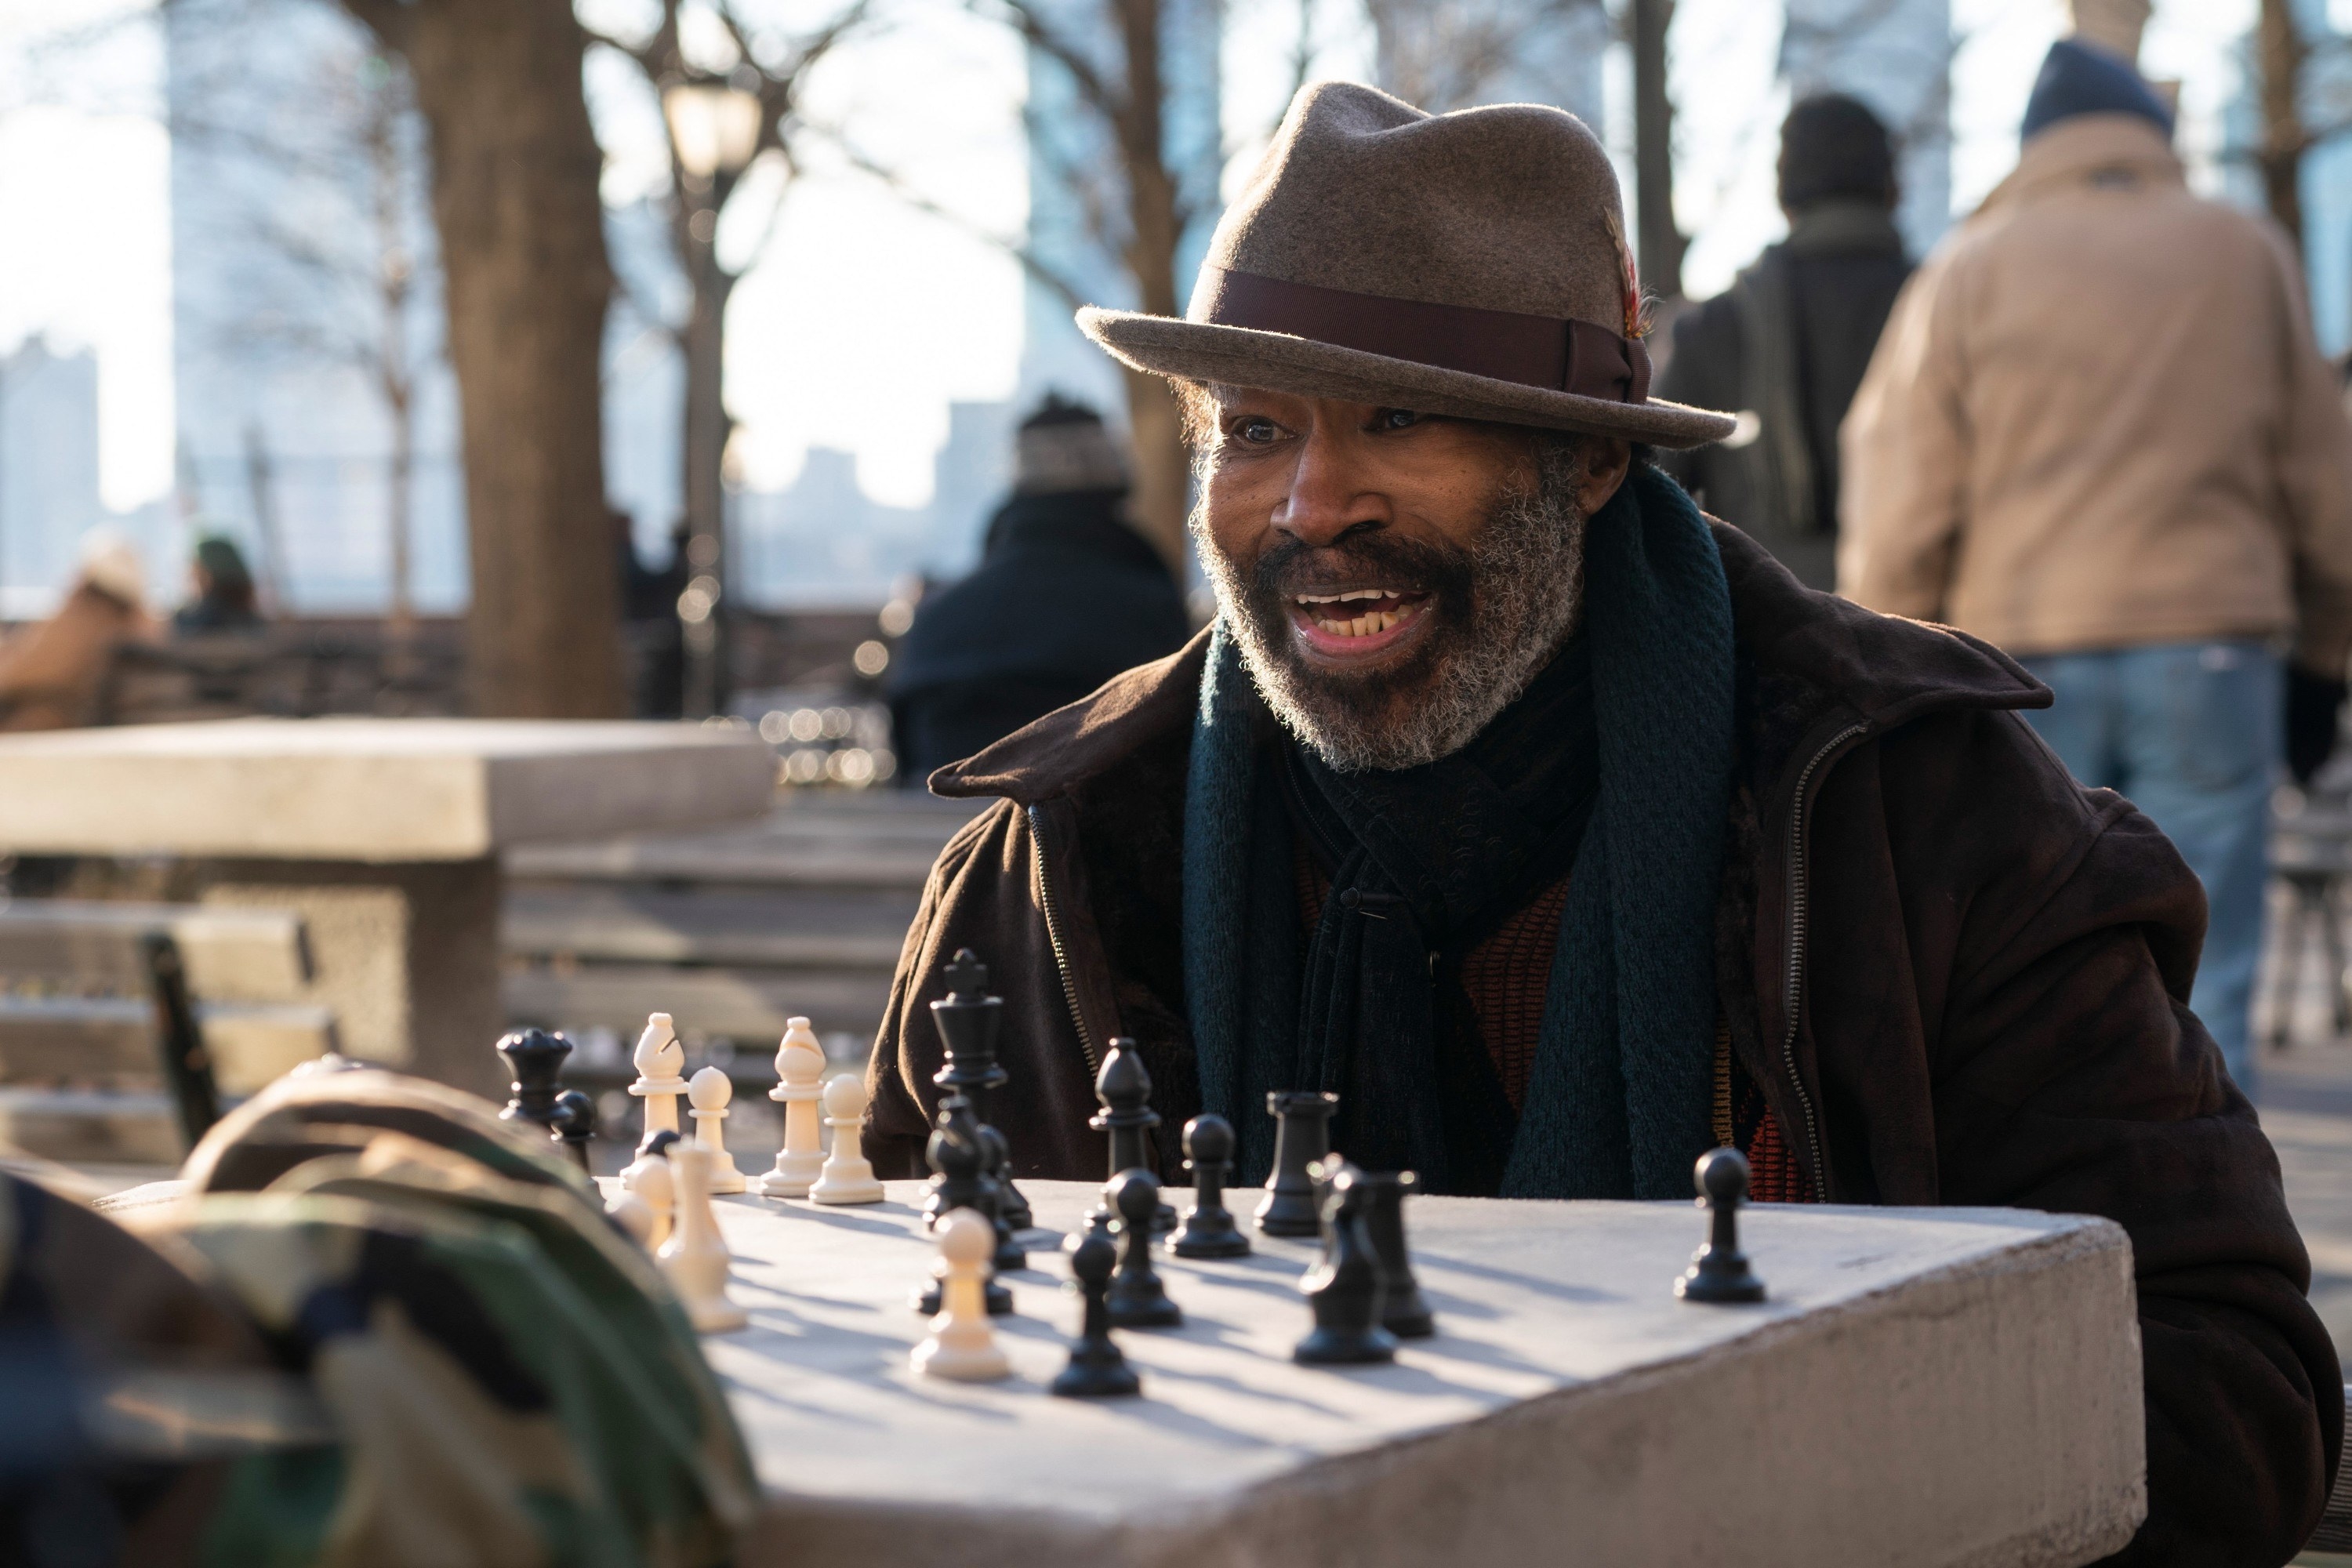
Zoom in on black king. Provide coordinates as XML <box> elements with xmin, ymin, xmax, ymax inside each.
<box><xmin>928</xmin><ymin>949</ymin><xmax>1032</xmax><ymax>1231</ymax></box>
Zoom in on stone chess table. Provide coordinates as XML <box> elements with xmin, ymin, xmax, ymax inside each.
<box><xmin>0</xmin><ymin>719</ymin><xmax>776</xmax><ymax>1095</ymax></box>
<box><xmin>695</xmin><ymin>1178</ymin><xmax>2146</xmax><ymax>1568</ymax></box>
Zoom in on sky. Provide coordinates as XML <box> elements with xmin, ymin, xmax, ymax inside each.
<box><xmin>0</xmin><ymin>0</ymin><xmax>2296</xmax><ymax>521</ymax></box>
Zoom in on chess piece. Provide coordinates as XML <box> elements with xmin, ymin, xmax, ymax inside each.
<box><xmin>629</xmin><ymin>1013</ymin><xmax>688</xmax><ymax>1155</ymax></box>
<box><xmin>686</xmin><ymin>1066</ymin><xmax>746</xmax><ymax>1193</ymax></box>
<box><xmin>615</xmin><ymin>1133</ymin><xmax>679</xmax><ymax>1250</ymax></box>
<box><xmin>911</xmin><ymin>1208</ymin><xmax>1011</xmax><ymax>1381</ymax></box>
<box><xmin>808</xmin><ymin>1073</ymin><xmax>884</xmax><ymax>1204</ymax></box>
<box><xmin>606</xmin><ymin>1189</ymin><xmax>656</xmax><ymax>1247</ymax></box>
<box><xmin>930</xmin><ymin>948</ymin><xmax>1030</xmax><ymax>1231</ymax></box>
<box><xmin>975</xmin><ymin>1123</ymin><xmax>1027</xmax><ymax>1277</ymax></box>
<box><xmin>1103</xmin><ymin>1169</ymin><xmax>1181</xmax><ymax>1329</ymax></box>
<box><xmin>550</xmin><ymin>1088</ymin><xmax>597</xmax><ymax>1177</ymax></box>
<box><xmin>1293</xmin><ymin>1163</ymin><xmax>1397</xmax><ymax>1364</ymax></box>
<box><xmin>1090</xmin><ymin>1040</ymin><xmax>1174</xmax><ymax>1233</ymax></box>
<box><xmin>750</xmin><ymin>1018</ymin><xmax>827</xmax><ymax>1198</ymax></box>
<box><xmin>1051</xmin><ymin>1228</ymin><xmax>1141</xmax><ymax>1399</ymax></box>
<box><xmin>659</xmin><ymin>1142</ymin><xmax>747</xmax><ymax>1333</ymax></box>
<box><xmin>496</xmin><ymin>1028</ymin><xmax>572</xmax><ymax>1129</ymax></box>
<box><xmin>1258</xmin><ymin>1090</ymin><xmax>1341</xmax><ymax>1236</ymax></box>
<box><xmin>915</xmin><ymin>1102</ymin><xmax>1011</xmax><ymax>1316</ymax></box>
<box><xmin>1167</xmin><ymin>1114</ymin><xmax>1250</xmax><ymax>1259</ymax></box>
<box><xmin>1357</xmin><ymin>1170</ymin><xmax>1435</xmax><ymax>1338</ymax></box>
<box><xmin>1677</xmin><ymin>1147</ymin><xmax>1767</xmax><ymax>1304</ymax></box>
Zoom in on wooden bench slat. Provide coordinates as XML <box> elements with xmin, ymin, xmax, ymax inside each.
<box><xmin>0</xmin><ymin>903</ymin><xmax>310</xmax><ymax>995</ymax></box>
<box><xmin>502</xmin><ymin>887</ymin><xmax>913</xmax><ymax>969</ymax></box>
<box><xmin>0</xmin><ymin>1086</ymin><xmax>182</xmax><ymax>1164</ymax></box>
<box><xmin>503</xmin><ymin>966</ymin><xmax>891</xmax><ymax>1046</ymax></box>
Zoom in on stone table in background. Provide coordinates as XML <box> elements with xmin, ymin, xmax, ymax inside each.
<box><xmin>0</xmin><ymin>719</ymin><xmax>777</xmax><ymax>1096</ymax></box>
<box><xmin>702</xmin><ymin>1180</ymin><xmax>2146</xmax><ymax>1568</ymax></box>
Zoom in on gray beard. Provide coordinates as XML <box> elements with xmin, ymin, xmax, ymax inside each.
<box><xmin>1197</xmin><ymin>442</ymin><xmax>1590</xmax><ymax>774</ymax></box>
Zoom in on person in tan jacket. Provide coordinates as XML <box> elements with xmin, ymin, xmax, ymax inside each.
<box><xmin>0</xmin><ymin>529</ymin><xmax>153</xmax><ymax>731</ymax></box>
<box><xmin>1841</xmin><ymin>38</ymin><xmax>2352</xmax><ymax>1089</ymax></box>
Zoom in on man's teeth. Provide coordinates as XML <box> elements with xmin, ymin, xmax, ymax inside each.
<box><xmin>1294</xmin><ymin>588</ymin><xmax>1402</xmax><ymax>605</ymax></box>
<box><xmin>1314</xmin><ymin>610</ymin><xmax>1400</xmax><ymax>637</ymax></box>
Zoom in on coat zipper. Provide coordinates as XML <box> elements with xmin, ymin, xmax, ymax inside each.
<box><xmin>1027</xmin><ymin>803</ymin><xmax>1103</xmax><ymax>1082</ymax></box>
<box><xmin>1780</xmin><ymin>722</ymin><xmax>1867</xmax><ymax>1196</ymax></box>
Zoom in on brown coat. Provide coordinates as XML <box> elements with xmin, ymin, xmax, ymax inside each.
<box><xmin>0</xmin><ymin>583</ymin><xmax>146</xmax><ymax>731</ymax></box>
<box><xmin>1839</xmin><ymin>114</ymin><xmax>2352</xmax><ymax>670</ymax></box>
<box><xmin>869</xmin><ymin>519</ymin><xmax>2340</xmax><ymax>1563</ymax></box>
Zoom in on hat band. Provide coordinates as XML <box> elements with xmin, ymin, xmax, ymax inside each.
<box><xmin>1196</xmin><ymin>267</ymin><xmax>1653</xmax><ymax>405</ymax></box>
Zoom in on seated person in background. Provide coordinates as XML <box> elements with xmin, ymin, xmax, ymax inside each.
<box><xmin>887</xmin><ymin>396</ymin><xmax>1192</xmax><ymax>782</ymax></box>
<box><xmin>867</xmin><ymin>83</ymin><xmax>2340</xmax><ymax>1563</ymax></box>
<box><xmin>170</xmin><ymin>535</ymin><xmax>264</xmax><ymax>636</ymax></box>
<box><xmin>0</xmin><ymin>528</ymin><xmax>153</xmax><ymax>731</ymax></box>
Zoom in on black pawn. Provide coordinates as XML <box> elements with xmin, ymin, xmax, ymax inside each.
<box><xmin>916</xmin><ymin>1102</ymin><xmax>1011</xmax><ymax>1316</ymax></box>
<box><xmin>1167</xmin><ymin>1114</ymin><xmax>1250</xmax><ymax>1259</ymax></box>
<box><xmin>1294</xmin><ymin>1163</ymin><xmax>1397</xmax><ymax>1364</ymax></box>
<box><xmin>1258</xmin><ymin>1090</ymin><xmax>1340</xmax><ymax>1237</ymax></box>
<box><xmin>496</xmin><ymin>1029</ymin><xmax>572</xmax><ymax>1130</ymax></box>
<box><xmin>1103</xmin><ymin>1169</ymin><xmax>1181</xmax><ymax>1328</ymax></box>
<box><xmin>1051</xmin><ymin>1229</ymin><xmax>1141</xmax><ymax>1399</ymax></box>
<box><xmin>976</xmin><ymin>1122</ymin><xmax>1027</xmax><ymax>1276</ymax></box>
<box><xmin>1089</xmin><ymin>1040</ymin><xmax>1174</xmax><ymax>1234</ymax></box>
<box><xmin>549</xmin><ymin>1089</ymin><xmax>597</xmax><ymax>1177</ymax></box>
<box><xmin>1677</xmin><ymin>1147</ymin><xmax>1767</xmax><ymax>1305</ymax></box>
<box><xmin>1358</xmin><ymin>1170</ymin><xmax>1434</xmax><ymax>1338</ymax></box>
<box><xmin>930</xmin><ymin>949</ymin><xmax>1031</xmax><ymax>1232</ymax></box>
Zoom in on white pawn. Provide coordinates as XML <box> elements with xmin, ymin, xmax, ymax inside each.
<box><xmin>688</xmin><ymin>1065</ymin><xmax>746</xmax><ymax>1194</ymax></box>
<box><xmin>660</xmin><ymin>1142</ymin><xmax>748</xmax><ymax>1333</ymax></box>
<box><xmin>911</xmin><ymin>1208</ymin><xmax>1009</xmax><ymax>1381</ymax></box>
<box><xmin>628</xmin><ymin>1013</ymin><xmax>688</xmax><ymax>1150</ymax></box>
<box><xmin>810</xmin><ymin>1073</ymin><xmax>884</xmax><ymax>1205</ymax></box>
<box><xmin>750</xmin><ymin>1017</ymin><xmax>827</xmax><ymax>1199</ymax></box>
<box><xmin>613</xmin><ymin>1145</ymin><xmax>675</xmax><ymax>1250</ymax></box>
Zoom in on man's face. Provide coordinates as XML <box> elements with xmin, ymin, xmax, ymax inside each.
<box><xmin>1192</xmin><ymin>387</ymin><xmax>1630</xmax><ymax>771</ymax></box>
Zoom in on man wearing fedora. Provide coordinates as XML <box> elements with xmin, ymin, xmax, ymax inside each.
<box><xmin>865</xmin><ymin>83</ymin><xmax>2337</xmax><ymax>1560</ymax></box>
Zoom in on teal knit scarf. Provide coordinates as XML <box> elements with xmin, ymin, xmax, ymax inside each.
<box><xmin>1181</xmin><ymin>465</ymin><xmax>1735</xmax><ymax>1199</ymax></box>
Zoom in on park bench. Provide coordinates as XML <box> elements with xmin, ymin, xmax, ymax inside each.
<box><xmin>93</xmin><ymin>626</ymin><xmax>465</xmax><ymax>725</ymax></box>
<box><xmin>501</xmin><ymin>791</ymin><xmax>983</xmax><ymax>1077</ymax></box>
<box><xmin>0</xmin><ymin>901</ymin><xmax>336</xmax><ymax>1164</ymax></box>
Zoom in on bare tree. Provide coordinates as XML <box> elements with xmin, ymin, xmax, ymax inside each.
<box><xmin>1365</xmin><ymin>0</ymin><xmax>1598</xmax><ymax>115</ymax></box>
<box><xmin>336</xmin><ymin>0</ymin><xmax>626</xmax><ymax>717</ymax></box>
<box><xmin>582</xmin><ymin>0</ymin><xmax>867</xmax><ymax>717</ymax></box>
<box><xmin>172</xmin><ymin>17</ymin><xmax>430</xmax><ymax>643</ymax></box>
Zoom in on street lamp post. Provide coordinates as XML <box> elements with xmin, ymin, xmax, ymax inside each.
<box><xmin>662</xmin><ymin>78</ymin><xmax>764</xmax><ymax>719</ymax></box>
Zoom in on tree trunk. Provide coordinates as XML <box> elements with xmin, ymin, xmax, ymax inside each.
<box><xmin>2258</xmin><ymin>0</ymin><xmax>2307</xmax><ymax>256</ymax></box>
<box><xmin>347</xmin><ymin>0</ymin><xmax>625</xmax><ymax>717</ymax></box>
<box><xmin>1113</xmin><ymin>0</ymin><xmax>1192</xmax><ymax>573</ymax></box>
<box><xmin>1629</xmin><ymin>0</ymin><xmax>1684</xmax><ymax>301</ymax></box>
<box><xmin>680</xmin><ymin>223</ymin><xmax>735</xmax><ymax>717</ymax></box>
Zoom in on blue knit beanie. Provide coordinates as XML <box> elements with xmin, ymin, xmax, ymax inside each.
<box><xmin>2022</xmin><ymin>38</ymin><xmax>2174</xmax><ymax>142</ymax></box>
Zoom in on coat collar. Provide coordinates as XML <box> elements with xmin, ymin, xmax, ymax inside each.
<box><xmin>929</xmin><ymin>517</ymin><xmax>2047</xmax><ymax>806</ymax></box>
<box><xmin>1979</xmin><ymin>114</ymin><xmax>2183</xmax><ymax>213</ymax></box>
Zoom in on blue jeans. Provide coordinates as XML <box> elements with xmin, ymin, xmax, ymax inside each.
<box><xmin>2020</xmin><ymin>641</ymin><xmax>2280</xmax><ymax>1089</ymax></box>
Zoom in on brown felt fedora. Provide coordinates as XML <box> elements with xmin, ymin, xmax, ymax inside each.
<box><xmin>1080</xmin><ymin>82</ymin><xmax>1736</xmax><ymax>450</ymax></box>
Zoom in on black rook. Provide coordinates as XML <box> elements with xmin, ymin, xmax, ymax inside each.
<box><xmin>1258</xmin><ymin>1090</ymin><xmax>1341</xmax><ymax>1237</ymax></box>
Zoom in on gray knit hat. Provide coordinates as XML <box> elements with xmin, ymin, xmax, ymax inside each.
<box><xmin>1079</xmin><ymin>82</ymin><xmax>1735</xmax><ymax>449</ymax></box>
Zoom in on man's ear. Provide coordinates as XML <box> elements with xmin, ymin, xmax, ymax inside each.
<box><xmin>1574</xmin><ymin>437</ymin><xmax>1634</xmax><ymax>515</ymax></box>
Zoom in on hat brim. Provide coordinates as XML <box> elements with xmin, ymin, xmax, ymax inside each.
<box><xmin>1079</xmin><ymin>307</ymin><xmax>1737</xmax><ymax>450</ymax></box>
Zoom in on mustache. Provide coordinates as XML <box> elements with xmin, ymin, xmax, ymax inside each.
<box><xmin>1247</xmin><ymin>530</ymin><xmax>1477</xmax><ymax>606</ymax></box>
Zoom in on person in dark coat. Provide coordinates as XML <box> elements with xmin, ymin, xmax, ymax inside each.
<box><xmin>868</xmin><ymin>84</ymin><xmax>2337</xmax><ymax>1563</ymax></box>
<box><xmin>169</xmin><ymin>535</ymin><xmax>263</xmax><ymax>636</ymax></box>
<box><xmin>1653</xmin><ymin>93</ymin><xmax>1913</xmax><ymax>589</ymax></box>
<box><xmin>888</xmin><ymin>397</ymin><xmax>1192</xmax><ymax>780</ymax></box>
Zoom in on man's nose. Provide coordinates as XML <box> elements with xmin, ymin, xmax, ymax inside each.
<box><xmin>1272</xmin><ymin>426</ymin><xmax>1387</xmax><ymax>549</ymax></box>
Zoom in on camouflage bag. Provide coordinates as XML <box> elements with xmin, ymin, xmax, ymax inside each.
<box><xmin>5</xmin><ymin>1069</ymin><xmax>757</xmax><ymax>1568</ymax></box>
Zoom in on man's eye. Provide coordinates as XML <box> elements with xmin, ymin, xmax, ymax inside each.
<box><xmin>1232</xmin><ymin>418</ymin><xmax>1281</xmax><ymax>445</ymax></box>
<box><xmin>1376</xmin><ymin>408</ymin><xmax>1423</xmax><ymax>431</ymax></box>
